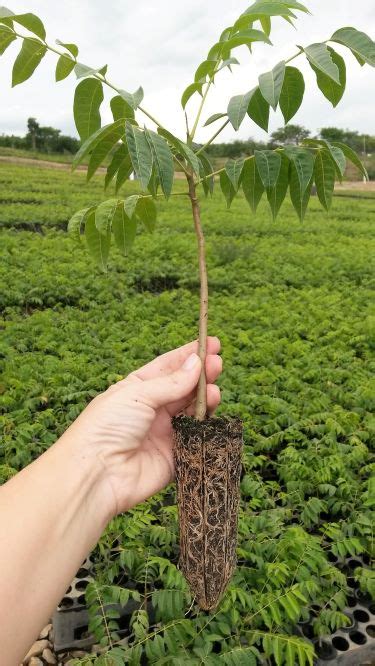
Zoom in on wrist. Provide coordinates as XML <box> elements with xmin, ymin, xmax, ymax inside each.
<box><xmin>53</xmin><ymin>430</ymin><xmax>117</xmax><ymax>533</ymax></box>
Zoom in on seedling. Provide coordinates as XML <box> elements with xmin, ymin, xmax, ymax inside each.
<box><xmin>1</xmin><ymin>1</ymin><xmax>374</xmax><ymax>610</ymax></box>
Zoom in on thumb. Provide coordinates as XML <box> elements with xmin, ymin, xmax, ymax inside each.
<box><xmin>139</xmin><ymin>353</ymin><xmax>202</xmax><ymax>408</ymax></box>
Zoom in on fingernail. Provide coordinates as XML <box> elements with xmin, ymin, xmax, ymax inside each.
<box><xmin>182</xmin><ymin>353</ymin><xmax>200</xmax><ymax>370</ymax></box>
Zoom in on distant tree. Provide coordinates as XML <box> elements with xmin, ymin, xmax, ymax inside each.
<box><xmin>319</xmin><ymin>127</ymin><xmax>375</xmax><ymax>154</ymax></box>
<box><xmin>204</xmin><ymin>138</ymin><xmax>268</xmax><ymax>159</ymax></box>
<box><xmin>270</xmin><ymin>124</ymin><xmax>310</xmax><ymax>146</ymax></box>
<box><xmin>319</xmin><ymin>126</ymin><xmax>345</xmax><ymax>143</ymax></box>
<box><xmin>26</xmin><ymin>117</ymin><xmax>39</xmax><ymax>150</ymax></box>
<box><xmin>24</xmin><ymin>118</ymin><xmax>80</xmax><ymax>153</ymax></box>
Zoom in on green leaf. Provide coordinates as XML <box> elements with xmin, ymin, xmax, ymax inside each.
<box><xmin>87</xmin><ymin>123</ymin><xmax>125</xmax><ymax>181</ymax></box>
<box><xmin>204</xmin><ymin>112</ymin><xmax>227</xmax><ymax>127</ymax></box>
<box><xmin>304</xmin><ymin>43</ymin><xmax>340</xmax><ymax>83</ymax></box>
<box><xmin>0</xmin><ymin>7</ymin><xmax>15</xmax><ymax>18</ymax></box>
<box><xmin>112</xmin><ymin>202</ymin><xmax>136</xmax><ymax>254</ymax></box>
<box><xmin>240</xmin><ymin>1</ymin><xmax>309</xmax><ymax>19</ymax></box>
<box><xmin>105</xmin><ymin>143</ymin><xmax>129</xmax><ymax>189</ymax></box>
<box><xmin>199</xmin><ymin>151</ymin><xmax>215</xmax><ymax>195</ymax></box>
<box><xmin>125</xmin><ymin>123</ymin><xmax>153</xmax><ymax>190</ymax></box>
<box><xmin>314</xmin><ymin>149</ymin><xmax>335</xmax><ymax>211</ymax></box>
<box><xmin>329</xmin><ymin>145</ymin><xmax>346</xmax><ymax>181</ymax></box>
<box><xmin>118</xmin><ymin>86</ymin><xmax>144</xmax><ymax>110</ymax></box>
<box><xmin>289</xmin><ymin>166</ymin><xmax>313</xmax><ymax>221</ymax></box>
<box><xmin>279</xmin><ymin>66</ymin><xmax>305</xmax><ymax>123</ymax></box>
<box><xmin>124</xmin><ymin>194</ymin><xmax>140</xmax><ymax>219</ymax></box>
<box><xmin>55</xmin><ymin>39</ymin><xmax>78</xmax><ymax>58</ymax></box>
<box><xmin>95</xmin><ymin>198</ymin><xmax>118</xmax><ymax>234</ymax></box>
<box><xmin>225</xmin><ymin>158</ymin><xmax>245</xmax><ymax>189</ymax></box>
<box><xmin>311</xmin><ymin>46</ymin><xmax>346</xmax><ymax>107</ymax></box>
<box><xmin>330</xmin><ymin>27</ymin><xmax>375</xmax><ymax>67</ymax></box>
<box><xmin>181</xmin><ymin>143</ymin><xmax>201</xmax><ymax>177</ymax></box>
<box><xmin>67</xmin><ymin>206</ymin><xmax>94</xmax><ymax>243</ymax></box>
<box><xmin>136</xmin><ymin>197</ymin><xmax>157</xmax><ymax>232</ymax></box>
<box><xmin>144</xmin><ymin>128</ymin><xmax>174</xmax><ymax>199</ymax></box>
<box><xmin>220</xmin><ymin>170</ymin><xmax>236</xmax><ymax>208</ymax></box>
<box><xmin>242</xmin><ymin>157</ymin><xmax>264</xmax><ymax>212</ymax></box>
<box><xmin>227</xmin><ymin>90</ymin><xmax>253</xmax><ymax>130</ymax></box>
<box><xmin>147</xmin><ymin>164</ymin><xmax>160</xmax><ymax>198</ymax></box>
<box><xmin>0</xmin><ymin>24</ymin><xmax>15</xmax><ymax>54</ymax></box>
<box><xmin>266</xmin><ymin>152</ymin><xmax>289</xmax><ymax>220</ymax></box>
<box><xmin>217</xmin><ymin>57</ymin><xmax>240</xmax><ymax>72</ymax></box>
<box><xmin>110</xmin><ymin>95</ymin><xmax>134</xmax><ymax>121</ymax></box>
<box><xmin>55</xmin><ymin>54</ymin><xmax>75</xmax><ymax>82</ymax></box>
<box><xmin>73</xmin><ymin>78</ymin><xmax>103</xmax><ymax>142</ymax></box>
<box><xmin>115</xmin><ymin>154</ymin><xmax>133</xmax><ymax>193</ymax></box>
<box><xmin>12</xmin><ymin>37</ymin><xmax>47</xmax><ymax>86</ymax></box>
<box><xmin>247</xmin><ymin>86</ymin><xmax>270</xmax><ymax>131</ymax></box>
<box><xmin>221</xmin><ymin>28</ymin><xmax>272</xmax><ymax>56</ymax></box>
<box><xmin>194</xmin><ymin>59</ymin><xmax>216</xmax><ymax>83</ymax></box>
<box><xmin>332</xmin><ymin>141</ymin><xmax>368</xmax><ymax>179</ymax></box>
<box><xmin>181</xmin><ymin>82</ymin><xmax>203</xmax><ymax>109</ymax></box>
<box><xmin>85</xmin><ymin>210</ymin><xmax>111</xmax><ymax>272</ymax></box>
<box><xmin>74</xmin><ymin>62</ymin><xmax>99</xmax><ymax>78</ymax></box>
<box><xmin>72</xmin><ymin>120</ymin><xmax>123</xmax><ymax>170</ymax></box>
<box><xmin>255</xmin><ymin>150</ymin><xmax>281</xmax><ymax>188</ymax></box>
<box><xmin>284</xmin><ymin>147</ymin><xmax>315</xmax><ymax>195</ymax></box>
<box><xmin>258</xmin><ymin>60</ymin><xmax>285</xmax><ymax>110</ymax></box>
<box><xmin>302</xmin><ymin>137</ymin><xmax>346</xmax><ymax>181</ymax></box>
<box><xmin>260</xmin><ymin>15</ymin><xmax>271</xmax><ymax>37</ymax></box>
<box><xmin>11</xmin><ymin>12</ymin><xmax>45</xmax><ymax>39</ymax></box>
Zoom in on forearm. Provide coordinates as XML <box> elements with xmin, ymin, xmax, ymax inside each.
<box><xmin>0</xmin><ymin>433</ymin><xmax>112</xmax><ymax>665</ymax></box>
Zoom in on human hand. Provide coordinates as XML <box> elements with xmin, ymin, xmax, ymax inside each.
<box><xmin>61</xmin><ymin>337</ymin><xmax>222</xmax><ymax>517</ymax></box>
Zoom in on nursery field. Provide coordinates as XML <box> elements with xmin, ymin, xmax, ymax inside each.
<box><xmin>0</xmin><ymin>163</ymin><xmax>374</xmax><ymax>665</ymax></box>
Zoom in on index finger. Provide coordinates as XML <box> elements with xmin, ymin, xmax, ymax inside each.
<box><xmin>130</xmin><ymin>336</ymin><xmax>221</xmax><ymax>381</ymax></box>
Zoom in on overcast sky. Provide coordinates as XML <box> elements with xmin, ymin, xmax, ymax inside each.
<box><xmin>0</xmin><ymin>1</ymin><xmax>374</xmax><ymax>143</ymax></box>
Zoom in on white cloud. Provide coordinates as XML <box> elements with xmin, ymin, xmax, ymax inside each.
<box><xmin>0</xmin><ymin>0</ymin><xmax>374</xmax><ymax>142</ymax></box>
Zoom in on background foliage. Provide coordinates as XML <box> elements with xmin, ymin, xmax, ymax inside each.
<box><xmin>1</xmin><ymin>163</ymin><xmax>374</xmax><ymax>664</ymax></box>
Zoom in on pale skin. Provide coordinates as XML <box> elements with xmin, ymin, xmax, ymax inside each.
<box><xmin>0</xmin><ymin>337</ymin><xmax>222</xmax><ymax>665</ymax></box>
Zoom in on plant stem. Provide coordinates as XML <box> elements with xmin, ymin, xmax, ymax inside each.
<box><xmin>187</xmin><ymin>174</ymin><xmax>208</xmax><ymax>421</ymax></box>
<box><xmin>196</xmin><ymin>119</ymin><xmax>230</xmax><ymax>156</ymax></box>
<box><xmin>189</xmin><ymin>61</ymin><xmax>222</xmax><ymax>143</ymax></box>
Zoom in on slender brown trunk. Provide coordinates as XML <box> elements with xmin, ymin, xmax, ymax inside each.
<box><xmin>187</xmin><ymin>173</ymin><xmax>208</xmax><ymax>421</ymax></box>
